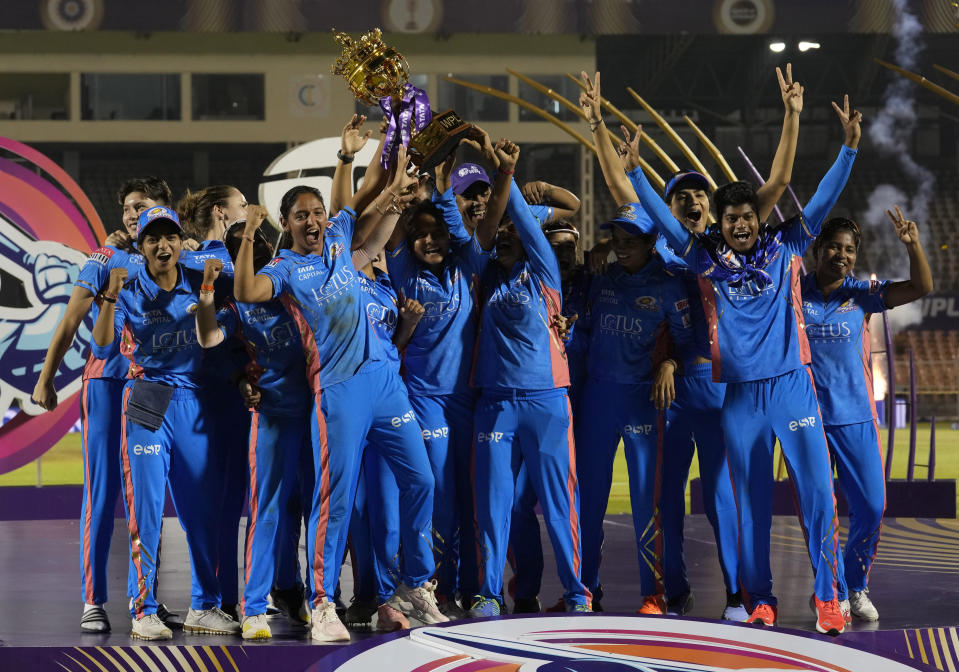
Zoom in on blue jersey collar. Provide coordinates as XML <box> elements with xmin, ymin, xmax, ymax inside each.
<box><xmin>138</xmin><ymin>263</ymin><xmax>192</xmax><ymax>301</ymax></box>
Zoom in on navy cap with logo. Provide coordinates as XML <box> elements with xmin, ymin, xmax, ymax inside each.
<box><xmin>136</xmin><ymin>205</ymin><xmax>183</xmax><ymax>243</ymax></box>
<box><xmin>599</xmin><ymin>203</ymin><xmax>656</xmax><ymax>236</ymax></box>
<box><xmin>663</xmin><ymin>170</ymin><xmax>711</xmax><ymax>202</ymax></box>
<box><xmin>451</xmin><ymin>163</ymin><xmax>491</xmax><ymax>195</ymax></box>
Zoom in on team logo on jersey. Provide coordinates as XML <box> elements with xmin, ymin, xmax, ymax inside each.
<box><xmin>329</xmin><ymin>241</ymin><xmax>345</xmax><ymax>259</ymax></box>
<box><xmin>88</xmin><ymin>246</ymin><xmax>115</xmax><ymax>265</ymax></box>
<box><xmin>265</xmin><ymin>257</ymin><xmax>282</xmax><ymax>268</ymax></box>
<box><xmin>837</xmin><ymin>298</ymin><xmax>858</xmax><ymax>313</ymax></box>
<box><xmin>186</xmin><ymin>302</ymin><xmax>198</xmax><ymax>315</ymax></box>
<box><xmin>635</xmin><ymin>295</ymin><xmax>657</xmax><ymax>310</ymax></box>
<box><xmin>326</xmin><ymin>615</ymin><xmax>926</xmax><ymax>672</ymax></box>
<box><xmin>674</xmin><ymin>298</ymin><xmax>689</xmax><ymax>311</ymax></box>
<box><xmin>615</xmin><ymin>203</ymin><xmax>638</xmax><ymax>221</ymax></box>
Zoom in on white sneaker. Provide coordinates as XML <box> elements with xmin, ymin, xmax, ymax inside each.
<box><xmin>392</xmin><ymin>580</ymin><xmax>450</xmax><ymax>625</ymax></box>
<box><xmin>839</xmin><ymin>599</ymin><xmax>852</xmax><ymax>624</ymax></box>
<box><xmin>849</xmin><ymin>589</ymin><xmax>879</xmax><ymax>621</ymax></box>
<box><xmin>184</xmin><ymin>607</ymin><xmax>241</xmax><ymax>635</ymax></box>
<box><xmin>131</xmin><ymin>613</ymin><xmax>173</xmax><ymax>640</ymax></box>
<box><xmin>311</xmin><ymin>598</ymin><xmax>350</xmax><ymax>642</ymax></box>
<box><xmin>241</xmin><ymin>613</ymin><xmax>272</xmax><ymax>640</ymax></box>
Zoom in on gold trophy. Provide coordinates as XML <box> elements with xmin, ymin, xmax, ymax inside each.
<box><xmin>331</xmin><ymin>28</ymin><xmax>473</xmax><ymax>171</ymax></box>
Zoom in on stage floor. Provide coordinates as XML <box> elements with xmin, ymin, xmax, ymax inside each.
<box><xmin>2</xmin><ymin>513</ymin><xmax>958</xmax><ymax>650</ymax></box>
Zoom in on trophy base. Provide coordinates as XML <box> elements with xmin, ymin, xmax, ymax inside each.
<box><xmin>409</xmin><ymin>109</ymin><xmax>474</xmax><ymax>171</ymax></box>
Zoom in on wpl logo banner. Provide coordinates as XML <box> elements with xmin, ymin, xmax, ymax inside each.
<box><xmin>0</xmin><ymin>138</ymin><xmax>106</xmax><ymax>474</ymax></box>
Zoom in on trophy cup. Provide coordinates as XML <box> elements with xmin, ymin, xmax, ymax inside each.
<box><xmin>331</xmin><ymin>28</ymin><xmax>473</xmax><ymax>171</ymax></box>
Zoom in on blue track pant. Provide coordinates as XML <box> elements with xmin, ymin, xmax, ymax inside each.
<box><xmin>409</xmin><ymin>391</ymin><xmax>479</xmax><ymax>600</ymax></box>
<box><xmin>721</xmin><ymin>366</ymin><xmax>840</xmax><ymax>608</ymax></box>
<box><xmin>507</xmin><ymin>462</ymin><xmax>544</xmax><ymax>601</ymax></box>
<box><xmin>79</xmin><ymin>377</ymin><xmax>124</xmax><ymax>605</ymax></box>
<box><xmin>576</xmin><ymin>378</ymin><xmax>664</xmax><ymax>600</ymax></box>
<box><xmin>473</xmin><ymin>388</ymin><xmax>588</xmax><ymax>607</ymax></box>
<box><xmin>119</xmin><ymin>384</ymin><xmax>222</xmax><ymax>617</ymax></box>
<box><xmin>241</xmin><ymin>411</ymin><xmax>311</xmax><ymax>617</ymax></box>
<box><xmin>661</xmin><ymin>363</ymin><xmax>739</xmax><ymax>599</ymax></box>
<box><xmin>826</xmin><ymin>420</ymin><xmax>885</xmax><ymax>600</ymax></box>
<box><xmin>273</xmin><ymin>435</ymin><xmax>313</xmax><ymax>593</ymax></box>
<box><xmin>347</xmin><ymin>453</ymin><xmax>378</xmax><ymax>603</ymax></box>
<box><xmin>206</xmin><ymin>385</ymin><xmax>250</xmax><ymax>608</ymax></box>
<box><xmin>306</xmin><ymin>363</ymin><xmax>435</xmax><ymax>607</ymax></box>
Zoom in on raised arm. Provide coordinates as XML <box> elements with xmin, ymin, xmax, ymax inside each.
<box><xmin>234</xmin><ymin>205</ymin><xmax>276</xmax><ymax>303</ymax></box>
<box><xmin>330</xmin><ymin>114</ymin><xmax>372</xmax><ymax>216</ymax></box>
<box><xmin>195</xmin><ymin>259</ymin><xmax>226</xmax><ymax>348</ymax></box>
<box><xmin>92</xmin><ymin>268</ymin><xmax>126</xmax><ymax>349</ymax></box>
<box><xmin>393</xmin><ymin>297</ymin><xmax>425</xmax><ymax>352</ymax></box>
<box><xmin>580</xmin><ymin>71</ymin><xmax>639</xmax><ymax>207</ymax></box>
<box><xmin>500</xmin><ymin>141</ymin><xmax>562</xmax><ymax>289</ymax></box>
<box><xmin>426</xmin><ymin>151</ymin><xmax>471</xmax><ymax>248</ymax></box>
<box><xmin>354</xmin><ymin>145</ymin><xmax>419</xmax><ymax>259</ymax></box>
<box><xmin>521</xmin><ymin>181</ymin><xmax>581</xmax><ymax>221</ymax></box>
<box><xmin>31</xmin><ymin>285</ymin><xmax>95</xmax><ymax>410</ymax></box>
<box><xmin>800</xmin><ymin>99</ymin><xmax>861</xmax><ymax>235</ymax></box>
<box><xmin>756</xmin><ymin>64</ymin><xmax>802</xmax><ymax>222</ymax></box>
<box><xmin>883</xmin><ymin>206</ymin><xmax>934</xmax><ymax>308</ymax></box>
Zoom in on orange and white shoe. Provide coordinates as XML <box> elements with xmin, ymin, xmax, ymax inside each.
<box><xmin>375</xmin><ymin>603</ymin><xmax>410</xmax><ymax>632</ymax></box>
<box><xmin>746</xmin><ymin>603</ymin><xmax>777</xmax><ymax>626</ymax></box>
<box><xmin>814</xmin><ymin>597</ymin><xmax>845</xmax><ymax>635</ymax></box>
<box><xmin>637</xmin><ymin>595</ymin><xmax>666</xmax><ymax>615</ymax></box>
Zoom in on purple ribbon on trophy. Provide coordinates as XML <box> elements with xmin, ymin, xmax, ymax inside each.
<box><xmin>379</xmin><ymin>83</ymin><xmax>433</xmax><ymax>168</ymax></box>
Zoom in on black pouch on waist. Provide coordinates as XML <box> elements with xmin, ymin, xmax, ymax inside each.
<box><xmin>126</xmin><ymin>379</ymin><xmax>174</xmax><ymax>431</ymax></box>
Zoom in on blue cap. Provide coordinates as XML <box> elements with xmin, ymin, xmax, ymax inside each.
<box><xmin>599</xmin><ymin>203</ymin><xmax>656</xmax><ymax>236</ymax></box>
<box><xmin>451</xmin><ymin>163</ymin><xmax>491</xmax><ymax>195</ymax></box>
<box><xmin>136</xmin><ymin>205</ymin><xmax>182</xmax><ymax>242</ymax></box>
<box><xmin>663</xmin><ymin>170</ymin><xmax>711</xmax><ymax>201</ymax></box>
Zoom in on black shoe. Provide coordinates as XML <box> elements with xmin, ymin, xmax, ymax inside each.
<box><xmin>272</xmin><ymin>585</ymin><xmax>310</xmax><ymax>625</ymax></box>
<box><xmin>219</xmin><ymin>603</ymin><xmax>239</xmax><ymax>622</ymax></box>
<box><xmin>156</xmin><ymin>603</ymin><xmax>184</xmax><ymax>630</ymax></box>
<box><xmin>344</xmin><ymin>598</ymin><xmax>378</xmax><ymax>630</ymax></box>
<box><xmin>591</xmin><ymin>599</ymin><xmax>604</xmax><ymax>612</ymax></box>
<box><xmin>666</xmin><ymin>591</ymin><xmax>694</xmax><ymax>616</ymax></box>
<box><xmin>512</xmin><ymin>597</ymin><xmax>542</xmax><ymax>614</ymax></box>
<box><xmin>80</xmin><ymin>605</ymin><xmax>111</xmax><ymax>633</ymax></box>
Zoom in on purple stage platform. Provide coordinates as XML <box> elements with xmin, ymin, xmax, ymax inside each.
<box><xmin>2</xmin><ymin>515</ymin><xmax>958</xmax><ymax>671</ymax></box>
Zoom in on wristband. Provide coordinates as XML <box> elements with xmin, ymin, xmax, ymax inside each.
<box><xmin>337</xmin><ymin>149</ymin><xmax>355</xmax><ymax>163</ymax></box>
<box><xmin>200</xmin><ymin>284</ymin><xmax>215</xmax><ymax>292</ymax></box>
<box><xmin>499</xmin><ymin>169</ymin><xmax>515</xmax><ymax>176</ymax></box>
<box><xmin>101</xmin><ymin>293</ymin><xmax>117</xmax><ymax>303</ymax></box>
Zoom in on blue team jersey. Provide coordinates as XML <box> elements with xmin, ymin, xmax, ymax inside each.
<box><xmin>217</xmin><ymin>299</ymin><xmax>311</xmax><ymax>417</ymax></box>
<box><xmin>580</xmin><ymin>259</ymin><xmax>693</xmax><ymax>384</ymax></box>
<box><xmin>653</xmin><ymin>240</ymin><xmax>712</xmax><ymax>365</ymax></box>
<box><xmin>386</xmin><ymin>232</ymin><xmax>487</xmax><ymax>397</ymax></box>
<box><xmin>257</xmin><ymin>207</ymin><xmax>385</xmax><ymax>392</ymax></box>
<box><xmin>90</xmin><ymin>264</ymin><xmax>206</xmax><ymax>388</ymax></box>
<box><xmin>629</xmin><ymin>145</ymin><xmax>858</xmax><ymax>383</ymax></box>
<box><xmin>76</xmin><ymin>246</ymin><xmax>146</xmax><ymax>381</ymax></box>
<box><xmin>801</xmin><ymin>273</ymin><xmax>889</xmax><ymax>426</ymax></box>
<box><xmin>186</xmin><ymin>240</ymin><xmax>235</xmax><ymax>276</ymax></box>
<box><xmin>470</xmin><ymin>180</ymin><xmax>569</xmax><ymax>391</ymax></box>
<box><xmin>357</xmin><ymin>268</ymin><xmax>402</xmax><ymax>371</ymax></box>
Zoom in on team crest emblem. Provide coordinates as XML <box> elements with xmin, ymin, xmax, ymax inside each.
<box><xmin>635</xmin><ymin>296</ymin><xmax>657</xmax><ymax>310</ymax></box>
<box><xmin>186</xmin><ymin>303</ymin><xmax>198</xmax><ymax>315</ymax></box>
<box><xmin>616</xmin><ymin>204</ymin><xmax>638</xmax><ymax>221</ymax></box>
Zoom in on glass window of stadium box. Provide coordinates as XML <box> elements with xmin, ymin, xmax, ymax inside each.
<box><xmin>435</xmin><ymin>74</ymin><xmax>509</xmax><ymax>122</ymax></box>
<box><xmin>0</xmin><ymin>73</ymin><xmax>70</xmax><ymax>120</ymax></box>
<box><xmin>192</xmin><ymin>73</ymin><xmax>265</xmax><ymax>120</ymax></box>
<box><xmin>81</xmin><ymin>74</ymin><xmax>180</xmax><ymax>120</ymax></box>
<box><xmin>517</xmin><ymin>75</ymin><xmax>581</xmax><ymax>122</ymax></box>
<box><xmin>354</xmin><ymin>75</ymin><xmax>430</xmax><ymax>120</ymax></box>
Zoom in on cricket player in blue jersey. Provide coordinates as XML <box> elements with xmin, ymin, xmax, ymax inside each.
<box><xmin>572</xmin><ymin>204</ymin><xmax>695</xmax><ymax>615</ymax></box>
<box><xmin>233</xmin><ymin>146</ymin><xmax>447</xmax><ymax>642</ymax></box>
<box><xmin>32</xmin><ymin>177</ymin><xmax>185</xmax><ymax>633</ymax></box>
<box><xmin>90</xmin><ymin>206</ymin><xmax>239</xmax><ymax>640</ymax></box>
<box><xmin>465</xmin><ymin>139</ymin><xmax>591</xmax><ymax>617</ymax></box>
<box><xmin>177</xmin><ymin>185</ymin><xmax>249</xmax><ymax>621</ymax></box>
<box><xmin>508</xmin><ymin>219</ymin><xmax>590</xmax><ymax>614</ymax></box>
<box><xmin>194</xmin><ymin>218</ymin><xmax>314</xmax><ymax>640</ymax></box>
<box><xmin>620</xmin><ymin>82</ymin><xmax>862</xmax><ymax>633</ymax></box>
<box><xmin>802</xmin><ymin>208</ymin><xmax>932</xmax><ymax>623</ymax></box>
<box><xmin>582</xmin><ymin>66</ymin><xmax>805</xmax><ymax>620</ymax></box>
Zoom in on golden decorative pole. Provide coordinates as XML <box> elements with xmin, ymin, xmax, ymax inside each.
<box><xmin>443</xmin><ymin>75</ymin><xmax>598</xmax><ymax>152</ymax></box>
<box><xmin>933</xmin><ymin>64</ymin><xmax>959</xmax><ymax>85</ymax></box>
<box><xmin>875</xmin><ymin>59</ymin><xmax>959</xmax><ymax>107</ymax></box>
<box><xmin>627</xmin><ymin>87</ymin><xmax>717</xmax><ymax>189</ymax></box>
<box><xmin>566</xmin><ymin>72</ymin><xmax>679</xmax><ymax>174</ymax></box>
<box><xmin>684</xmin><ymin>115</ymin><xmax>737</xmax><ymax>182</ymax></box>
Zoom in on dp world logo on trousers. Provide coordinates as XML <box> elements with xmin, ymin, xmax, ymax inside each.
<box><xmin>325</xmin><ymin>615</ymin><xmax>927</xmax><ymax>671</ymax></box>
